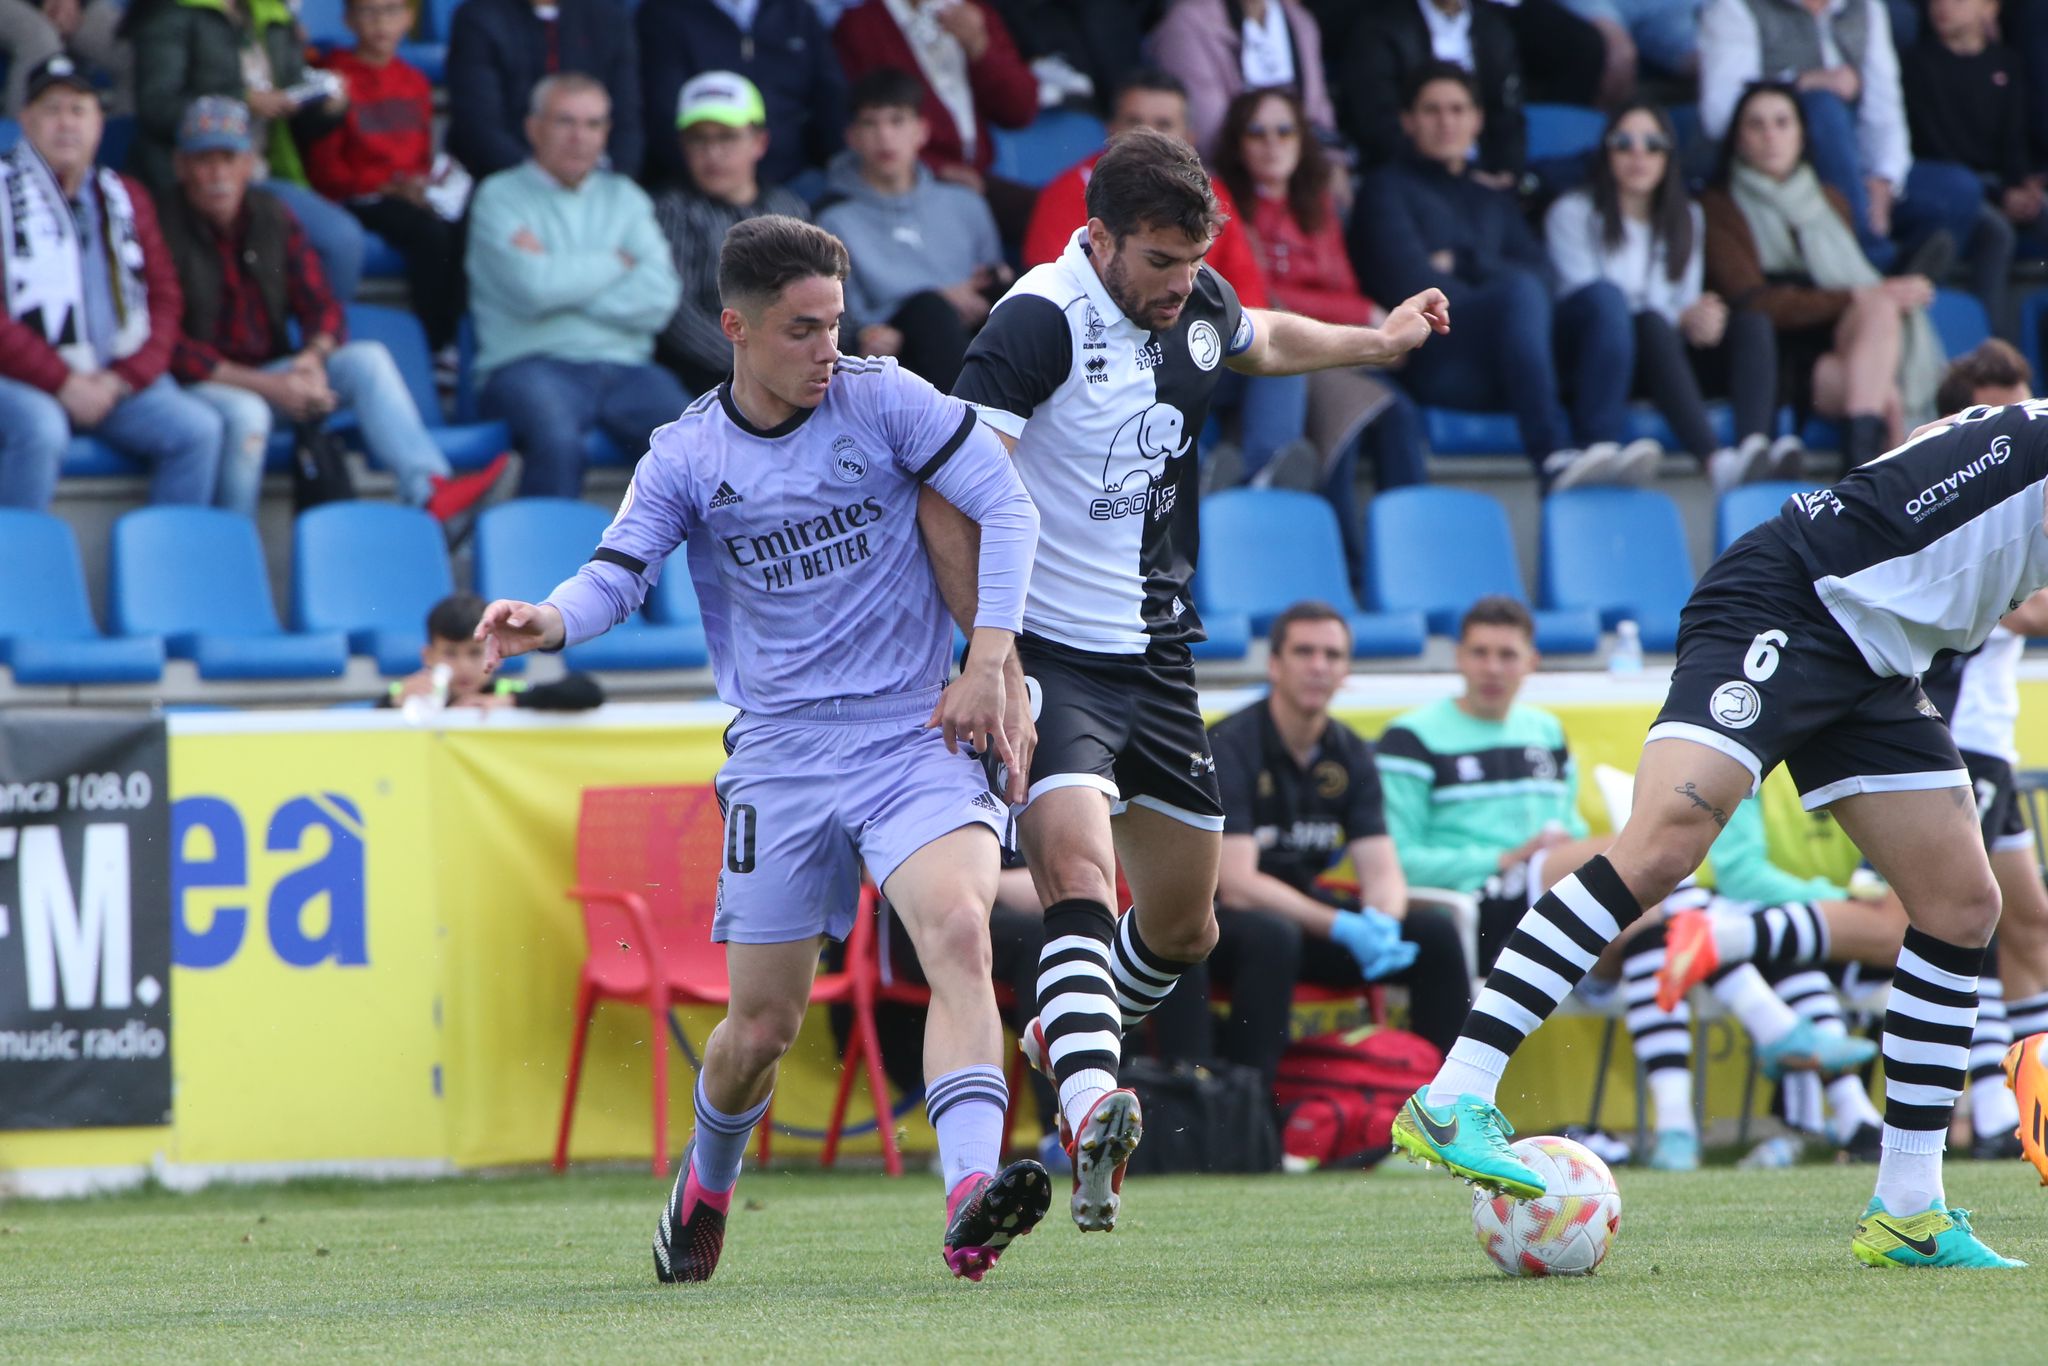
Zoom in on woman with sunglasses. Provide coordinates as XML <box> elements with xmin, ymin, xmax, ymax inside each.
<box><xmin>1546</xmin><ymin>101</ymin><xmax>1793</xmax><ymax>490</ymax></box>
<box><xmin>1212</xmin><ymin>85</ymin><xmax>1428</xmax><ymax>593</ymax></box>
<box><xmin>1701</xmin><ymin>82</ymin><xmax>1944</xmax><ymax>469</ymax></box>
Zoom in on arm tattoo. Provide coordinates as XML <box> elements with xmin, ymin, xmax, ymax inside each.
<box><xmin>1674</xmin><ymin>781</ymin><xmax>1730</xmax><ymax>829</ymax></box>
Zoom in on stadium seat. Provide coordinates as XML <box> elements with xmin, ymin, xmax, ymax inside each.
<box><xmin>109</xmin><ymin>507</ymin><xmax>350</xmax><ymax>679</ymax></box>
<box><xmin>292</xmin><ymin>501</ymin><xmax>456</xmax><ymax>674</ymax></box>
<box><xmin>1540</xmin><ymin>488</ymin><xmax>1694</xmax><ymax>651</ymax></box>
<box><xmin>990</xmin><ymin>108</ymin><xmax>1106</xmax><ymax>188</ymax></box>
<box><xmin>1929</xmin><ymin>288</ymin><xmax>1991</xmax><ymax>359</ymax></box>
<box><xmin>1364</xmin><ymin>487</ymin><xmax>1602</xmax><ymax>654</ymax></box>
<box><xmin>1197</xmin><ymin>488</ymin><xmax>1428</xmax><ymax>657</ymax></box>
<box><xmin>299</xmin><ymin>0</ymin><xmax>350</xmax><ymax>45</ymax></box>
<box><xmin>0</xmin><ymin>509</ymin><xmax>165</xmax><ymax>684</ymax></box>
<box><xmin>361</xmin><ymin>231</ymin><xmax>408</xmax><ymax>281</ymax></box>
<box><xmin>1188</xmin><ymin>610</ymin><xmax>1253</xmax><ymax>660</ymax></box>
<box><xmin>1422</xmin><ymin>406</ymin><xmax>1521</xmax><ymax>456</ymax></box>
<box><xmin>1715</xmin><ymin>480</ymin><xmax>1811</xmax><ymax>552</ymax></box>
<box><xmin>555</xmin><ymin>786</ymin><xmax>887</xmax><ymax>1175</ymax></box>
<box><xmin>473</xmin><ymin>499</ymin><xmax>708</xmax><ymax>670</ymax></box>
<box><xmin>346</xmin><ymin>303</ymin><xmax>511</xmax><ymax>468</ymax></box>
<box><xmin>0</xmin><ymin>118</ymin><xmax>17</xmax><ymax>154</ymax></box>
<box><xmin>1524</xmin><ymin>103</ymin><xmax>1607</xmax><ymax>163</ymax></box>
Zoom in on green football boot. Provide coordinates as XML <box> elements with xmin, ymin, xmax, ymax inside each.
<box><xmin>1390</xmin><ymin>1089</ymin><xmax>1546</xmax><ymax>1200</ymax></box>
<box><xmin>1851</xmin><ymin>1199</ymin><xmax>2026</xmax><ymax>1269</ymax></box>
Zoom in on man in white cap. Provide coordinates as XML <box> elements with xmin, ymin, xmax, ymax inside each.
<box><xmin>652</xmin><ymin>70</ymin><xmax>809</xmax><ymax>395</ymax></box>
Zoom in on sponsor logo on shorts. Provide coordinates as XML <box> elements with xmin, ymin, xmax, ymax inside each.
<box><xmin>1709</xmin><ymin>680</ymin><xmax>1763</xmax><ymax>730</ymax></box>
<box><xmin>970</xmin><ymin>790</ymin><xmax>1005</xmax><ymax>816</ymax></box>
<box><xmin>830</xmin><ymin>435</ymin><xmax>868</xmax><ymax>484</ymax></box>
<box><xmin>1188</xmin><ymin>320</ymin><xmax>1222</xmax><ymax>371</ymax></box>
<box><xmin>1190</xmin><ymin>751</ymin><xmax>1217</xmax><ymax>778</ymax></box>
<box><xmin>1905</xmin><ymin>435</ymin><xmax>2011</xmax><ymax>520</ymax></box>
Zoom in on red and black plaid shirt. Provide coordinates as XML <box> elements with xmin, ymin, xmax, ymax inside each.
<box><xmin>170</xmin><ymin>205</ymin><xmax>348</xmax><ymax>384</ymax></box>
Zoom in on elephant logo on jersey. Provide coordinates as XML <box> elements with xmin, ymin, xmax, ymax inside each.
<box><xmin>1101</xmin><ymin>402</ymin><xmax>1192</xmax><ymax>494</ymax></box>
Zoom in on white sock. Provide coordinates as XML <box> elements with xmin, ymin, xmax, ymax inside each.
<box><xmin>1426</xmin><ymin>1038</ymin><xmax>1510</xmax><ymax>1107</ymax></box>
<box><xmin>1710</xmin><ymin>911</ymin><xmax>1760</xmax><ymax>964</ymax></box>
<box><xmin>1874</xmin><ymin>1125</ymin><xmax>1946</xmax><ymax>1215</ymax></box>
<box><xmin>1713</xmin><ymin>963</ymin><xmax>1799</xmax><ymax>1047</ymax></box>
<box><xmin>1829</xmin><ymin>1073</ymin><xmax>1882</xmax><ymax>1140</ymax></box>
<box><xmin>926</xmin><ymin>1064</ymin><xmax>1007</xmax><ymax>1194</ymax></box>
<box><xmin>1783</xmin><ymin>1071</ymin><xmax>1826</xmax><ymax>1134</ymax></box>
<box><xmin>1971</xmin><ymin>1076</ymin><xmax>2022</xmax><ymax>1141</ymax></box>
<box><xmin>1648</xmin><ymin>1069</ymin><xmax>1696</xmax><ymax>1135</ymax></box>
<box><xmin>1058</xmin><ymin>1068</ymin><xmax>1116</xmax><ymax>1135</ymax></box>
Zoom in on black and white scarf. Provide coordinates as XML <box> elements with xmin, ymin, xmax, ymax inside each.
<box><xmin>0</xmin><ymin>140</ymin><xmax>151</xmax><ymax>370</ymax></box>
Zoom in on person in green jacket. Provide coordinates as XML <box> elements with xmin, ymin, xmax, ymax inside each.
<box><xmin>1374</xmin><ymin>595</ymin><xmax>1608</xmax><ymax>969</ymax></box>
<box><xmin>121</xmin><ymin>0</ymin><xmax>366</xmax><ymax>298</ymax></box>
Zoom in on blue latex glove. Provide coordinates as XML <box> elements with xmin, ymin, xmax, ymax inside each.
<box><xmin>1329</xmin><ymin>907</ymin><xmax>1418</xmax><ymax>981</ymax></box>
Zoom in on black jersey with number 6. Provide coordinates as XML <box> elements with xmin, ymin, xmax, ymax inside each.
<box><xmin>952</xmin><ymin>228</ymin><xmax>1253</xmax><ymax>654</ymax></box>
<box><xmin>1771</xmin><ymin>402</ymin><xmax>2048</xmax><ymax>677</ymax></box>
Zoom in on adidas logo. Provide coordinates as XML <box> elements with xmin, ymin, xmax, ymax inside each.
<box><xmin>971</xmin><ymin>790</ymin><xmax>1005</xmax><ymax>815</ymax></box>
<box><xmin>709</xmin><ymin>481</ymin><xmax>745</xmax><ymax>508</ymax></box>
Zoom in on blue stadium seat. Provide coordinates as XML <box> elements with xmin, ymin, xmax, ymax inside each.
<box><xmin>362</xmin><ymin>231</ymin><xmax>408</xmax><ymax>280</ymax></box>
<box><xmin>1422</xmin><ymin>406</ymin><xmax>1522</xmax><ymax>456</ymax></box>
<box><xmin>0</xmin><ymin>118</ymin><xmax>17</xmax><ymax>153</ymax></box>
<box><xmin>293</xmin><ymin>501</ymin><xmax>456</xmax><ymax>674</ymax></box>
<box><xmin>1524</xmin><ymin>103</ymin><xmax>1607</xmax><ymax>163</ymax></box>
<box><xmin>1196</xmin><ymin>489</ymin><xmax>1427</xmax><ymax>658</ymax></box>
<box><xmin>428</xmin><ymin>0</ymin><xmax>465</xmax><ymax>41</ymax></box>
<box><xmin>1622</xmin><ymin>401</ymin><xmax>1737</xmax><ymax>452</ymax></box>
<box><xmin>0</xmin><ymin>510</ymin><xmax>165</xmax><ymax>684</ymax></box>
<box><xmin>1930</xmin><ymin>288</ymin><xmax>1991</xmax><ymax>359</ymax></box>
<box><xmin>110</xmin><ymin>507</ymin><xmax>349</xmax><ymax>678</ymax></box>
<box><xmin>347</xmin><ymin>303</ymin><xmax>511</xmax><ymax>468</ymax></box>
<box><xmin>1364</xmin><ymin>487</ymin><xmax>1602</xmax><ymax>654</ymax></box>
<box><xmin>398</xmin><ymin>42</ymin><xmax>447</xmax><ymax>84</ymax></box>
<box><xmin>1187</xmin><ymin>611</ymin><xmax>1253</xmax><ymax>660</ymax></box>
<box><xmin>1540</xmin><ymin>488</ymin><xmax>1693</xmax><ymax>650</ymax></box>
<box><xmin>1715</xmin><ymin>480</ymin><xmax>1811</xmax><ymax>552</ymax></box>
<box><xmin>300</xmin><ymin>0</ymin><xmax>351</xmax><ymax>45</ymax></box>
<box><xmin>473</xmin><ymin>499</ymin><xmax>708</xmax><ymax>670</ymax></box>
<box><xmin>990</xmin><ymin>109</ymin><xmax>1106</xmax><ymax>189</ymax></box>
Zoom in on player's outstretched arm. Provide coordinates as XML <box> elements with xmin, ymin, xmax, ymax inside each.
<box><xmin>1227</xmin><ymin>289</ymin><xmax>1451</xmax><ymax>375</ymax></box>
<box><xmin>475</xmin><ymin>599</ymin><xmax>564</xmax><ymax>672</ymax></box>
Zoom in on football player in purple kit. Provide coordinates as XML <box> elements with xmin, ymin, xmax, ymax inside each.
<box><xmin>474</xmin><ymin>215</ymin><xmax>1048</xmax><ymax>1285</ymax></box>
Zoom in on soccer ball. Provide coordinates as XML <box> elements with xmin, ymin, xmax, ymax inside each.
<box><xmin>1471</xmin><ymin>1135</ymin><xmax>1622</xmax><ymax>1277</ymax></box>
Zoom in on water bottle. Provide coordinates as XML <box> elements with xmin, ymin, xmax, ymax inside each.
<box><xmin>1608</xmin><ymin>619</ymin><xmax>1643</xmax><ymax>676</ymax></box>
<box><xmin>401</xmin><ymin>664</ymin><xmax>454</xmax><ymax>724</ymax></box>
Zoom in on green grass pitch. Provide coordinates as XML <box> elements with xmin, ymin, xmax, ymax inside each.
<box><xmin>5</xmin><ymin>1161</ymin><xmax>2044</xmax><ymax>1362</ymax></box>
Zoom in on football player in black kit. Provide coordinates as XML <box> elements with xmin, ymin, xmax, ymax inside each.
<box><xmin>920</xmin><ymin>127</ymin><xmax>1448</xmax><ymax>1232</ymax></box>
<box><xmin>1399</xmin><ymin>401</ymin><xmax>2048</xmax><ymax>1269</ymax></box>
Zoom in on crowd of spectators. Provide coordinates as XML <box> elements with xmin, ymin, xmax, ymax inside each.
<box><xmin>10</xmin><ymin>0</ymin><xmax>2048</xmax><ymax>553</ymax></box>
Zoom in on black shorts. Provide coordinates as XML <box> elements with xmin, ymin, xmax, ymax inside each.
<box><xmin>1963</xmin><ymin>750</ymin><xmax>2033</xmax><ymax>853</ymax></box>
<box><xmin>1650</xmin><ymin>526</ymin><xmax>1968</xmax><ymax>811</ymax></box>
<box><xmin>1017</xmin><ymin>633</ymin><xmax>1224</xmax><ymax>830</ymax></box>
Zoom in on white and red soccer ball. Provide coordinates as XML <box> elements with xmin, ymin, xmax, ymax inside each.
<box><xmin>1471</xmin><ymin>1135</ymin><xmax>1622</xmax><ymax>1277</ymax></box>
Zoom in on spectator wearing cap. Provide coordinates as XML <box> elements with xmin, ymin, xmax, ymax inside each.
<box><xmin>306</xmin><ymin>0</ymin><xmax>465</xmax><ymax>352</ymax></box>
<box><xmin>161</xmin><ymin>97</ymin><xmax>514</xmax><ymax>522</ymax></box>
<box><xmin>121</xmin><ymin>0</ymin><xmax>368</xmax><ymax>301</ymax></box>
<box><xmin>653</xmin><ymin>72</ymin><xmax>810</xmax><ymax>395</ymax></box>
<box><xmin>467</xmin><ymin>74</ymin><xmax>686</xmax><ymax>497</ymax></box>
<box><xmin>446</xmin><ymin>0</ymin><xmax>642</xmax><ymax>180</ymax></box>
<box><xmin>834</xmin><ymin>0</ymin><xmax>1039</xmax><ymax>240</ymax></box>
<box><xmin>815</xmin><ymin>68</ymin><xmax>1009</xmax><ymax>392</ymax></box>
<box><xmin>636</xmin><ymin>0</ymin><xmax>847</xmax><ymax>193</ymax></box>
<box><xmin>0</xmin><ymin>55</ymin><xmax>220</xmax><ymax>510</ymax></box>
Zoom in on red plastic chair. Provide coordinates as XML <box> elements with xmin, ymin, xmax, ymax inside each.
<box><xmin>552</xmin><ymin>785</ymin><xmax>895</xmax><ymax>1176</ymax></box>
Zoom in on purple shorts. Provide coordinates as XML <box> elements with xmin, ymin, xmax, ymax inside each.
<box><xmin>711</xmin><ymin>686</ymin><xmax>1007</xmax><ymax>945</ymax></box>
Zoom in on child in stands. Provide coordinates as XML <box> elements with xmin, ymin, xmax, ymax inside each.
<box><xmin>383</xmin><ymin>594</ymin><xmax>604</xmax><ymax>711</ymax></box>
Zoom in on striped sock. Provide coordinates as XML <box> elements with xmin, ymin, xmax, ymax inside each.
<box><xmin>2008</xmin><ymin>989</ymin><xmax>2048</xmax><ymax>1039</ymax></box>
<box><xmin>689</xmin><ymin>1074</ymin><xmax>771</xmax><ymax>1194</ymax></box>
<box><xmin>1774</xmin><ymin>969</ymin><xmax>1837</xmax><ymax>1134</ymax></box>
<box><xmin>926</xmin><ymin>1064</ymin><xmax>1008</xmax><ymax>1193</ymax></box>
<box><xmin>1110</xmin><ymin>910</ymin><xmax>1196</xmax><ymax>1035</ymax></box>
<box><xmin>1427</xmin><ymin>856</ymin><xmax>1643</xmax><ymax>1106</ymax></box>
<box><xmin>1875</xmin><ymin>928</ymin><xmax>1985</xmax><ymax>1216</ymax></box>
<box><xmin>1969</xmin><ymin>975</ymin><xmax>2019</xmax><ymax>1141</ymax></box>
<box><xmin>1711</xmin><ymin>900</ymin><xmax>1829</xmax><ymax>971</ymax></box>
<box><xmin>1623</xmin><ymin>922</ymin><xmax>1695</xmax><ymax>1135</ymax></box>
<box><xmin>1037</xmin><ymin>898</ymin><xmax>1121</xmax><ymax>1133</ymax></box>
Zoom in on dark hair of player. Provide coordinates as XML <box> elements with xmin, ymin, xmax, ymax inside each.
<box><xmin>1213</xmin><ymin>85</ymin><xmax>1334</xmax><ymax>234</ymax></box>
<box><xmin>848</xmin><ymin>67</ymin><xmax>926</xmax><ymax>119</ymax></box>
<box><xmin>1112</xmin><ymin>64</ymin><xmax>1188</xmax><ymax>107</ymax></box>
<box><xmin>718</xmin><ymin>214</ymin><xmax>851</xmax><ymax>312</ymax></box>
<box><xmin>1270</xmin><ymin>600</ymin><xmax>1352</xmax><ymax>655</ymax></box>
<box><xmin>427</xmin><ymin>592</ymin><xmax>487</xmax><ymax>642</ymax></box>
<box><xmin>1936</xmin><ymin>339</ymin><xmax>2034</xmax><ymax>415</ymax></box>
<box><xmin>1402</xmin><ymin>60</ymin><xmax>1479</xmax><ymax>112</ymax></box>
<box><xmin>1084</xmin><ymin>127</ymin><xmax>1225</xmax><ymax>245</ymax></box>
<box><xmin>1459</xmin><ymin>594</ymin><xmax>1536</xmax><ymax>643</ymax></box>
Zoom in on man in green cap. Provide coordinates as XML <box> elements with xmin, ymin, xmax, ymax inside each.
<box><xmin>652</xmin><ymin>71</ymin><xmax>810</xmax><ymax>395</ymax></box>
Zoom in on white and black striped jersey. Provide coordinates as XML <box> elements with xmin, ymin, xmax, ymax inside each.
<box><xmin>953</xmin><ymin>228</ymin><xmax>1252</xmax><ymax>654</ymax></box>
<box><xmin>1920</xmin><ymin>627</ymin><xmax>2024</xmax><ymax>764</ymax></box>
<box><xmin>1772</xmin><ymin>402</ymin><xmax>2048</xmax><ymax>677</ymax></box>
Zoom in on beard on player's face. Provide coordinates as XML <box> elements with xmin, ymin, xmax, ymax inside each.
<box><xmin>1102</xmin><ymin>246</ymin><xmax>1194</xmax><ymax>331</ymax></box>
